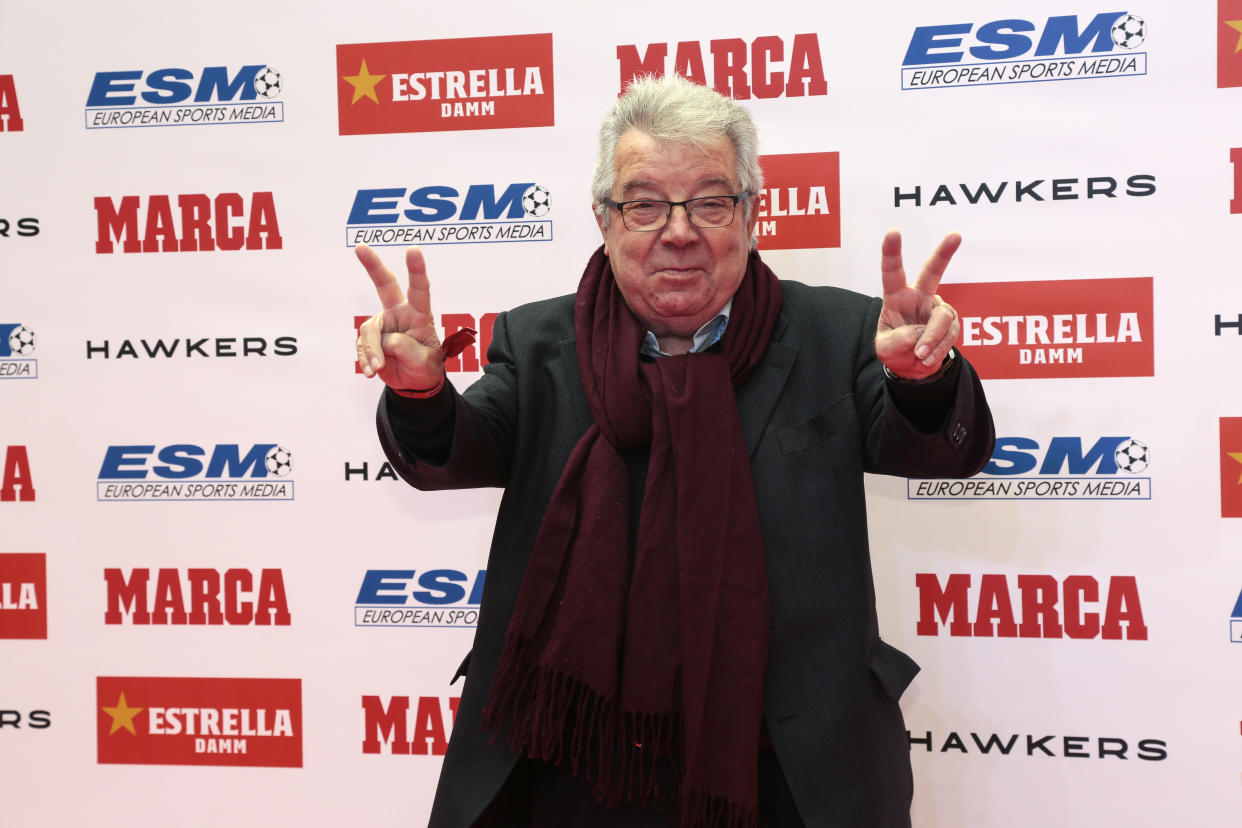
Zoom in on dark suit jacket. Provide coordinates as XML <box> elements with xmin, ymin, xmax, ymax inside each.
<box><xmin>377</xmin><ymin>280</ymin><xmax>995</xmax><ymax>828</ymax></box>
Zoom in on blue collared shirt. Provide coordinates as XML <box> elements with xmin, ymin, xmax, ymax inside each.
<box><xmin>639</xmin><ymin>299</ymin><xmax>733</xmax><ymax>357</ymax></box>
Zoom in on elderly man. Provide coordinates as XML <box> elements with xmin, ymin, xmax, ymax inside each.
<box><xmin>356</xmin><ymin>74</ymin><xmax>994</xmax><ymax>828</ymax></box>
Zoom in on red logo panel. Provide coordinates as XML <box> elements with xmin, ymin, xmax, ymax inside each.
<box><xmin>1219</xmin><ymin>418</ymin><xmax>1242</xmax><ymax>517</ymax></box>
<box><xmin>756</xmin><ymin>152</ymin><xmax>840</xmax><ymax>250</ymax></box>
<box><xmin>97</xmin><ymin>676</ymin><xmax>302</xmax><ymax>767</ymax></box>
<box><xmin>336</xmin><ymin>34</ymin><xmax>554</xmax><ymax>135</ymax></box>
<box><xmin>0</xmin><ymin>553</ymin><xmax>46</xmax><ymax>639</ymax></box>
<box><xmin>1220</xmin><ymin>2</ymin><xmax>1242</xmax><ymax>88</ymax></box>
<box><xmin>938</xmin><ymin>277</ymin><xmax>1154</xmax><ymax>379</ymax></box>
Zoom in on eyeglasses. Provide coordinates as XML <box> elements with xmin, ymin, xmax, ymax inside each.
<box><xmin>604</xmin><ymin>192</ymin><xmax>750</xmax><ymax>232</ymax></box>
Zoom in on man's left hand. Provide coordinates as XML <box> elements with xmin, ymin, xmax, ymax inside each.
<box><xmin>875</xmin><ymin>229</ymin><xmax>963</xmax><ymax>380</ymax></box>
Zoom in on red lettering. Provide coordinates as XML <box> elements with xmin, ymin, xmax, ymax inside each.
<box><xmin>255</xmin><ymin>568</ymin><xmax>292</xmax><ymax>625</ymax></box>
<box><xmin>215</xmin><ymin>193</ymin><xmax>245</xmax><ymax>250</ymax></box>
<box><xmin>915</xmin><ymin>573</ymin><xmax>971</xmax><ymax>636</ymax></box>
<box><xmin>0</xmin><ymin>75</ymin><xmax>23</xmax><ymax>131</ymax></box>
<box><xmin>152</xmin><ymin>568</ymin><xmax>189</xmax><ymax>624</ymax></box>
<box><xmin>1232</xmin><ymin>148</ymin><xmax>1242</xmax><ymax>215</ymax></box>
<box><xmin>616</xmin><ymin>43</ymin><xmax>668</xmax><ymax>92</ymax></box>
<box><xmin>362</xmin><ymin>695</ymin><xmax>410</xmax><ymax>755</ymax></box>
<box><xmin>1</xmin><ymin>446</ymin><xmax>35</xmax><ymax>502</ymax></box>
<box><xmin>1101</xmin><ymin>576</ymin><xmax>1147</xmax><ymax>640</ymax></box>
<box><xmin>410</xmin><ymin>696</ymin><xmax>448</xmax><ymax>756</ymax></box>
<box><xmin>142</xmin><ymin>195</ymin><xmax>179</xmax><ymax>252</ymax></box>
<box><xmin>94</xmin><ymin>196</ymin><xmax>142</xmax><ymax>254</ymax></box>
<box><xmin>673</xmin><ymin>41</ymin><xmax>708</xmax><ymax>86</ymax></box>
<box><xmin>1018</xmin><ymin>574</ymin><xmax>1062</xmax><ymax>638</ymax></box>
<box><xmin>246</xmin><ymin>191</ymin><xmax>282</xmax><ymax>250</ymax></box>
<box><xmin>104</xmin><ymin>568</ymin><xmax>149</xmax><ymax>624</ymax></box>
<box><xmin>750</xmin><ymin>36</ymin><xmax>784</xmax><ymax>98</ymax></box>
<box><xmin>615</xmin><ymin>36</ymin><xmax>826</xmax><ymax>99</ymax></box>
<box><xmin>178</xmin><ymin>194</ymin><xmax>215</xmax><ymax>252</ymax></box>
<box><xmin>972</xmin><ymin>574</ymin><xmax>1018</xmax><ymax>637</ymax></box>
<box><xmin>1062</xmin><ymin>575</ymin><xmax>1100</xmax><ymax>638</ymax></box>
<box><xmin>787</xmin><ymin>33</ymin><xmax>828</xmax><ymax>96</ymax></box>
<box><xmin>710</xmin><ymin>38</ymin><xmax>749</xmax><ymax>98</ymax></box>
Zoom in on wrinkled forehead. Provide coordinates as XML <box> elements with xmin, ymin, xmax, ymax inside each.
<box><xmin>613</xmin><ymin>129</ymin><xmax>739</xmax><ymax>195</ymax></box>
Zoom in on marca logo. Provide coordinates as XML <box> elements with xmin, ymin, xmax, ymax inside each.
<box><xmin>0</xmin><ymin>710</ymin><xmax>50</xmax><ymax>729</ymax></box>
<box><xmin>1229</xmin><ymin>587</ymin><xmax>1242</xmax><ymax>642</ymax></box>
<box><xmin>355</xmin><ymin>569</ymin><xmax>485</xmax><ymax>628</ymax></box>
<box><xmin>1218</xmin><ymin>418</ymin><xmax>1242</xmax><ymax>517</ymax></box>
<box><xmin>0</xmin><ymin>553</ymin><xmax>46</xmax><ymax>639</ymax></box>
<box><xmin>337</xmin><ymin>34</ymin><xmax>553</xmax><ymax>135</ymax></box>
<box><xmin>0</xmin><ymin>323</ymin><xmax>37</xmax><ymax>380</ymax></box>
<box><xmin>617</xmin><ymin>35</ymin><xmax>827</xmax><ymax>99</ymax></box>
<box><xmin>2</xmin><ymin>446</ymin><xmax>35</xmax><ymax>502</ymax></box>
<box><xmin>96</xmin><ymin>444</ymin><xmax>293</xmax><ymax>502</ymax></box>
<box><xmin>937</xmin><ymin>277</ymin><xmax>1153</xmax><ymax>379</ymax></box>
<box><xmin>104</xmin><ymin>568</ymin><xmax>290</xmax><ymax>626</ymax></box>
<box><xmin>85</xmin><ymin>65</ymin><xmax>283</xmax><ymax>129</ymax></box>
<box><xmin>86</xmin><ymin>335</ymin><xmax>297</xmax><ymax>359</ymax></box>
<box><xmin>346</xmin><ymin>184</ymin><xmax>551</xmax><ymax>247</ymax></box>
<box><xmin>1219</xmin><ymin>1</ymin><xmax>1242</xmax><ymax>87</ymax></box>
<box><xmin>0</xmin><ymin>217</ymin><xmax>38</xmax><ymax>237</ymax></box>
<box><xmin>916</xmin><ymin>573</ymin><xmax>1148</xmax><ymax>640</ymax></box>
<box><xmin>0</xmin><ymin>75</ymin><xmax>23</xmax><ymax>132</ymax></box>
<box><xmin>94</xmin><ymin>192</ymin><xmax>282</xmax><ymax>254</ymax></box>
<box><xmin>753</xmin><ymin>152</ymin><xmax>838</xmax><ymax>250</ymax></box>
<box><xmin>902</xmin><ymin>12</ymin><xmax>1148</xmax><ymax>90</ymax></box>
<box><xmin>353</xmin><ymin>313</ymin><xmax>497</xmax><ymax>374</ymax></box>
<box><xmin>894</xmin><ymin>173</ymin><xmax>1155</xmax><ymax>207</ymax></box>
<box><xmin>911</xmin><ymin>434</ymin><xmax>1151</xmax><ymax>500</ymax></box>
<box><xmin>362</xmin><ymin>695</ymin><xmax>460</xmax><ymax>755</ymax></box>
<box><xmin>909</xmin><ymin>728</ymin><xmax>1166</xmax><ymax>760</ymax></box>
<box><xmin>97</xmin><ymin>676</ymin><xmax>301</xmax><ymax>767</ymax></box>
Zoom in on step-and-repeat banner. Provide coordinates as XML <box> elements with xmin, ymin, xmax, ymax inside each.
<box><xmin>4</xmin><ymin>2</ymin><xmax>1242</xmax><ymax>825</ymax></box>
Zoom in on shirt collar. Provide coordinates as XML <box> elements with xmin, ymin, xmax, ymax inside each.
<box><xmin>639</xmin><ymin>298</ymin><xmax>733</xmax><ymax>358</ymax></box>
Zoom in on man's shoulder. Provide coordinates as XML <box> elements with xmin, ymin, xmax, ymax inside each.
<box><xmin>777</xmin><ymin>279</ymin><xmax>878</xmax><ymax>331</ymax></box>
<box><xmin>500</xmin><ymin>293</ymin><xmax>576</xmax><ymax>340</ymax></box>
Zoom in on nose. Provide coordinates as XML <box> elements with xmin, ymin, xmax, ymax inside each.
<box><xmin>659</xmin><ymin>203</ymin><xmax>699</xmax><ymax>246</ymax></box>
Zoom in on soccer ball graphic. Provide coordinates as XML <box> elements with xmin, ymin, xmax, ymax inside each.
<box><xmin>8</xmin><ymin>325</ymin><xmax>35</xmax><ymax>356</ymax></box>
<box><xmin>265</xmin><ymin>446</ymin><xmax>293</xmax><ymax>477</ymax></box>
<box><xmin>1111</xmin><ymin>14</ymin><xmax>1146</xmax><ymax>49</ymax></box>
<box><xmin>253</xmin><ymin>67</ymin><xmax>282</xmax><ymax>99</ymax></box>
<box><xmin>1114</xmin><ymin>439</ymin><xmax>1148</xmax><ymax>474</ymax></box>
<box><xmin>522</xmin><ymin>184</ymin><xmax>551</xmax><ymax>217</ymax></box>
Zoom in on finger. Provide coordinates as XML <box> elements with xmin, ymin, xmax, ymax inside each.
<box><xmin>356</xmin><ymin>243</ymin><xmax>406</xmax><ymax>310</ymax></box>
<box><xmin>357</xmin><ymin>314</ymin><xmax>385</xmax><ymax>377</ymax></box>
<box><xmin>880</xmin><ymin>228</ymin><xmax>907</xmax><ymax>297</ymax></box>
<box><xmin>405</xmin><ymin>246</ymin><xmax>434</xmax><ymax>319</ymax></box>
<box><xmin>913</xmin><ymin>300</ymin><xmax>961</xmax><ymax>364</ymax></box>
<box><xmin>913</xmin><ymin>232</ymin><xmax>962</xmax><ymax>296</ymax></box>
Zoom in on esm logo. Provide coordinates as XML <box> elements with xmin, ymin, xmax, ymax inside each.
<box><xmin>902</xmin><ymin>12</ymin><xmax>1148</xmax><ymax>90</ymax></box>
<box><xmin>85</xmin><ymin>65</ymin><xmax>283</xmax><ymax>128</ymax></box>
<box><xmin>355</xmin><ymin>569</ymin><xmax>485</xmax><ymax>628</ymax></box>
<box><xmin>0</xmin><ymin>323</ymin><xmax>37</xmax><ymax>380</ymax></box>
<box><xmin>97</xmin><ymin>443</ymin><xmax>294</xmax><ymax>502</ymax></box>
<box><xmin>346</xmin><ymin>184</ymin><xmax>551</xmax><ymax>247</ymax></box>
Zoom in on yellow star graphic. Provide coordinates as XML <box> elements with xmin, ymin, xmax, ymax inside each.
<box><xmin>1226</xmin><ymin>20</ymin><xmax>1242</xmax><ymax>53</ymax></box>
<box><xmin>1228</xmin><ymin>452</ymin><xmax>1242</xmax><ymax>484</ymax></box>
<box><xmin>101</xmin><ymin>692</ymin><xmax>143</xmax><ymax>736</ymax></box>
<box><xmin>342</xmin><ymin>59</ymin><xmax>386</xmax><ymax>105</ymax></box>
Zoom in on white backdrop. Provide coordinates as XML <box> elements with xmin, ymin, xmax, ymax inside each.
<box><xmin>3</xmin><ymin>1</ymin><xmax>1241</xmax><ymax>825</ymax></box>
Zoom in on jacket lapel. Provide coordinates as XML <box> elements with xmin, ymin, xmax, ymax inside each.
<box><xmin>736</xmin><ymin>314</ymin><xmax>797</xmax><ymax>458</ymax></box>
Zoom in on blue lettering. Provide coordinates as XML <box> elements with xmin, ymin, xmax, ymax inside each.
<box><xmin>195</xmin><ymin>65</ymin><xmax>263</xmax><ymax>103</ymax></box>
<box><xmin>86</xmin><ymin>70</ymin><xmax>143</xmax><ymax>106</ymax></box>
<box><xmin>982</xmin><ymin>437</ymin><xmax>1039</xmax><ymax>476</ymax></box>
<box><xmin>100</xmin><ymin>446</ymin><xmax>155</xmax><ymax>479</ymax></box>
<box><xmin>205</xmin><ymin>443</ymin><xmax>275</xmax><ymax>478</ymax></box>
<box><xmin>467</xmin><ymin>570</ymin><xmax>486</xmax><ymax>605</ymax></box>
<box><xmin>404</xmin><ymin>186</ymin><xmax>459</xmax><ymax>223</ymax></box>
<box><xmin>0</xmin><ymin>323</ymin><xmax>20</xmax><ymax>356</ymax></box>
<box><xmin>1034</xmin><ymin>13</ymin><xmax>1121</xmax><ymax>57</ymax></box>
<box><xmin>152</xmin><ymin>444</ymin><xmax>205</xmax><ymax>479</ymax></box>
<box><xmin>1232</xmin><ymin>589</ymin><xmax>1242</xmax><ymax>618</ymax></box>
<box><xmin>356</xmin><ymin>570</ymin><xmax>415</xmax><ymax>604</ymax></box>
<box><xmin>903</xmin><ymin>23</ymin><xmax>972</xmax><ymax>65</ymax></box>
<box><xmin>460</xmin><ymin>183</ymin><xmax>530</xmax><ymax>221</ymax></box>
<box><xmin>1040</xmin><ymin>436</ymin><xmax>1127</xmax><ymax>475</ymax></box>
<box><xmin>348</xmin><ymin>189</ymin><xmax>406</xmax><ymax>224</ymax></box>
<box><xmin>141</xmin><ymin>68</ymin><xmax>194</xmax><ymax>104</ymax></box>
<box><xmin>413</xmin><ymin>569</ymin><xmax>467</xmax><ymax>605</ymax></box>
<box><xmin>969</xmin><ymin>19</ymin><xmax>1036</xmax><ymax>60</ymax></box>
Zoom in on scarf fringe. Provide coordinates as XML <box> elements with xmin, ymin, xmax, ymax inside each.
<box><xmin>484</xmin><ymin>633</ymin><xmax>688</xmax><ymax>811</ymax></box>
<box><xmin>681</xmin><ymin>785</ymin><xmax>759</xmax><ymax>828</ymax></box>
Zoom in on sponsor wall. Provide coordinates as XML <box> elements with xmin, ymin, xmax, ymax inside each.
<box><xmin>2</xmin><ymin>1</ymin><xmax>1241</xmax><ymax>825</ymax></box>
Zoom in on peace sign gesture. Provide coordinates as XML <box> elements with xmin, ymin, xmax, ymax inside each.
<box><xmin>355</xmin><ymin>244</ymin><xmax>446</xmax><ymax>392</ymax></box>
<box><xmin>875</xmin><ymin>229</ymin><xmax>964</xmax><ymax>381</ymax></box>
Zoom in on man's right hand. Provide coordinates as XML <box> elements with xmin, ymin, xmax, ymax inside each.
<box><xmin>355</xmin><ymin>244</ymin><xmax>445</xmax><ymax>391</ymax></box>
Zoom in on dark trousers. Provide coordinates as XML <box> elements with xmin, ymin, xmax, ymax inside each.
<box><xmin>475</xmin><ymin>750</ymin><xmax>807</xmax><ymax>828</ymax></box>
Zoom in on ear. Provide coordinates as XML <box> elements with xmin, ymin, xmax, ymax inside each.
<box><xmin>593</xmin><ymin>203</ymin><xmax>610</xmax><ymax>256</ymax></box>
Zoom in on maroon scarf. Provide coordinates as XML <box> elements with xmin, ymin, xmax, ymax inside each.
<box><xmin>483</xmin><ymin>246</ymin><xmax>783</xmax><ymax>827</ymax></box>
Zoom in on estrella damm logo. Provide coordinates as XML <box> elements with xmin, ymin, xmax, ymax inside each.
<box><xmin>0</xmin><ymin>322</ymin><xmax>37</xmax><ymax>379</ymax></box>
<box><xmin>336</xmin><ymin>34</ymin><xmax>553</xmax><ymax>135</ymax></box>
<box><xmin>96</xmin><ymin>444</ymin><xmax>294</xmax><ymax>502</ymax></box>
<box><xmin>902</xmin><ymin>11</ymin><xmax>1148</xmax><ymax>90</ymax></box>
<box><xmin>0</xmin><ymin>553</ymin><xmax>46</xmax><ymax>639</ymax></box>
<box><xmin>85</xmin><ymin>65</ymin><xmax>283</xmax><ymax>128</ymax></box>
<box><xmin>355</xmin><ymin>569</ymin><xmax>485</xmax><ymax>628</ymax></box>
<box><xmin>345</xmin><ymin>184</ymin><xmax>551</xmax><ymax>247</ymax></box>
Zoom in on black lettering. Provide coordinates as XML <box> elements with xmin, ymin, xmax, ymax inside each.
<box><xmin>893</xmin><ymin>186</ymin><xmax>921</xmax><ymax>207</ymax></box>
<box><xmin>959</xmin><ymin>181</ymin><xmax>1006</xmax><ymax>204</ymax></box>
<box><xmin>185</xmin><ymin>338</ymin><xmax>208</xmax><ymax>357</ymax></box>
<box><xmin>0</xmin><ymin>711</ymin><xmax>20</xmax><ymax>728</ymax></box>
<box><xmin>141</xmin><ymin>339</ymin><xmax>178</xmax><ymax>358</ymax></box>
<box><xmin>377</xmin><ymin>462</ymin><xmax>399</xmax><ymax>481</ymax></box>
<box><xmin>970</xmin><ymin>732</ymin><xmax>1018</xmax><ymax>755</ymax></box>
<box><xmin>1098</xmin><ymin>737</ymin><xmax>1128</xmax><ymax>759</ymax></box>
<box><xmin>1063</xmin><ymin>736</ymin><xmax>1090</xmax><ymax>757</ymax></box>
<box><xmin>1051</xmin><ymin>178</ymin><xmax>1078</xmax><ymax>200</ymax></box>
<box><xmin>1015</xmin><ymin>180</ymin><xmax>1045</xmax><ymax>201</ymax></box>
<box><xmin>28</xmin><ymin>710</ymin><xmax>50</xmax><ymax>729</ymax></box>
<box><xmin>1137</xmin><ymin>739</ymin><xmax>1168</xmax><ymax>761</ymax></box>
<box><xmin>215</xmin><ymin>337</ymin><xmax>237</xmax><ymax>357</ymax></box>
<box><xmin>86</xmin><ymin>340</ymin><xmax>109</xmax><ymax>359</ymax></box>
<box><xmin>116</xmin><ymin>340</ymin><xmax>137</xmax><ymax>358</ymax></box>
<box><xmin>1126</xmin><ymin>173</ymin><xmax>1156</xmax><ymax>197</ymax></box>
<box><xmin>908</xmin><ymin>730</ymin><xmax>933</xmax><ymax>751</ymax></box>
<box><xmin>345</xmin><ymin>462</ymin><xmax>369</xmax><ymax>481</ymax></box>
<box><xmin>17</xmin><ymin>218</ymin><xmax>38</xmax><ymax>236</ymax></box>
<box><xmin>1026</xmin><ymin>734</ymin><xmax>1055</xmax><ymax>756</ymax></box>
<box><xmin>1086</xmin><ymin>176</ymin><xmax>1117</xmax><ymax>198</ymax></box>
<box><xmin>1215</xmin><ymin>314</ymin><xmax>1242</xmax><ymax>335</ymax></box>
<box><xmin>928</xmin><ymin>184</ymin><xmax>956</xmax><ymax>206</ymax></box>
<box><xmin>940</xmin><ymin>731</ymin><xmax>967</xmax><ymax>753</ymax></box>
<box><xmin>242</xmin><ymin>337</ymin><xmax>267</xmax><ymax>356</ymax></box>
<box><xmin>0</xmin><ymin>218</ymin><xmax>9</xmax><ymax>236</ymax></box>
<box><xmin>273</xmin><ymin>336</ymin><xmax>298</xmax><ymax>356</ymax></box>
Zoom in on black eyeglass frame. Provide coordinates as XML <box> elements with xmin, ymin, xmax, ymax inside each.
<box><xmin>603</xmin><ymin>191</ymin><xmax>751</xmax><ymax>232</ymax></box>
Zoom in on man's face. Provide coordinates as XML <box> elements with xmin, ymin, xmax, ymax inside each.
<box><xmin>595</xmin><ymin>129</ymin><xmax>757</xmax><ymax>339</ymax></box>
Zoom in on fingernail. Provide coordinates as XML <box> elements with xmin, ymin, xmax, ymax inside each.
<box><xmin>370</xmin><ymin>356</ymin><xmax>381</xmax><ymax>372</ymax></box>
<box><xmin>915</xmin><ymin>346</ymin><xmax>929</xmax><ymax>360</ymax></box>
<box><xmin>923</xmin><ymin>354</ymin><xmax>937</xmax><ymax>366</ymax></box>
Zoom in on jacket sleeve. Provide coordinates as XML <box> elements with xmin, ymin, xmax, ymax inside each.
<box><xmin>375</xmin><ymin>311</ymin><xmax>520</xmax><ymax>491</ymax></box>
<box><xmin>854</xmin><ymin>296</ymin><xmax>995</xmax><ymax>480</ymax></box>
